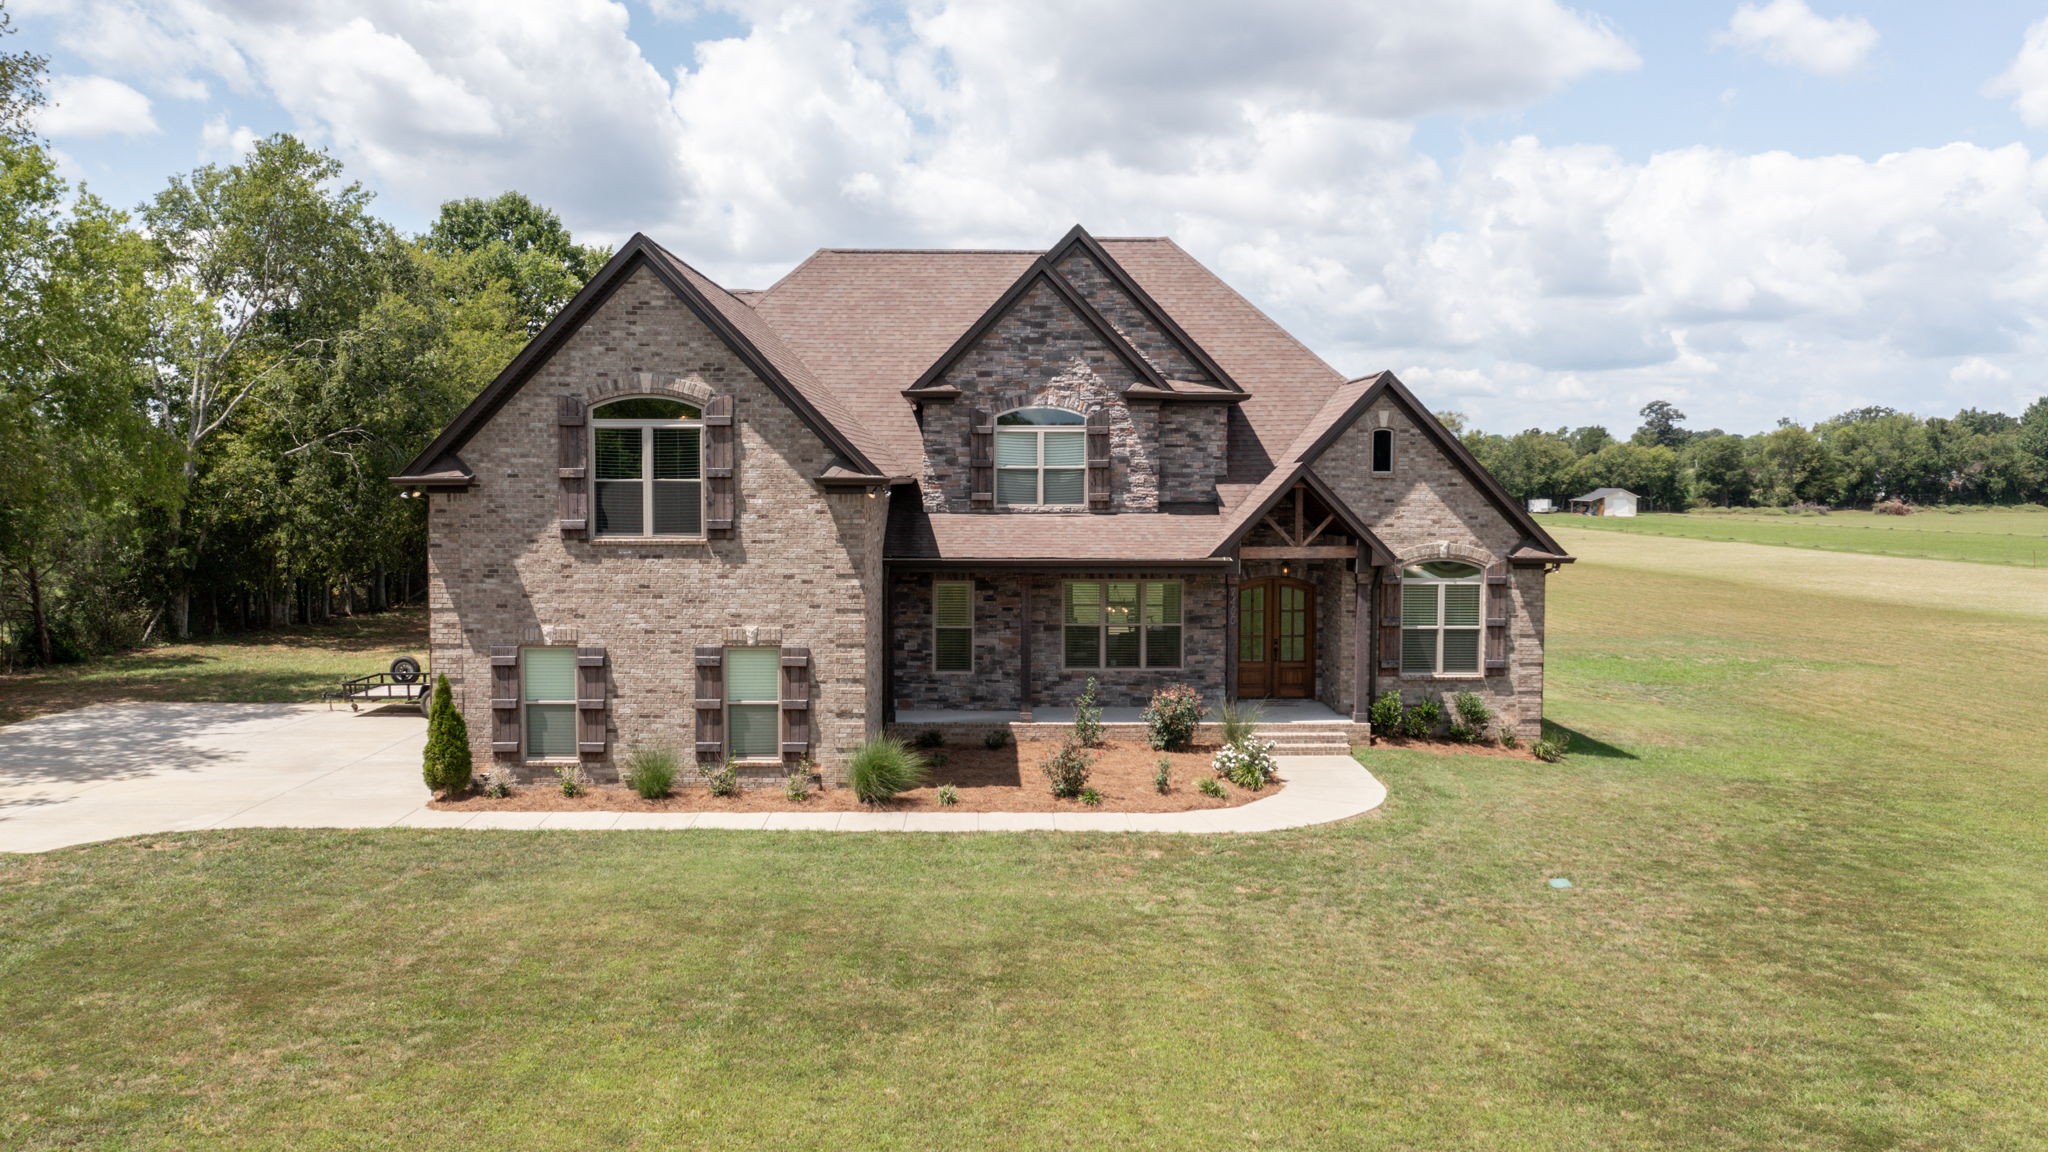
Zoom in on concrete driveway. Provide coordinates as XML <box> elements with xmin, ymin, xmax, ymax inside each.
<box><xmin>0</xmin><ymin>703</ymin><xmax>428</xmax><ymax>853</ymax></box>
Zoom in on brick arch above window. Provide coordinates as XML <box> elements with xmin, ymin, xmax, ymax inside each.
<box><xmin>1394</xmin><ymin>540</ymin><xmax>1497</xmax><ymax>569</ymax></box>
<box><xmin>586</xmin><ymin>374</ymin><xmax>717</xmax><ymax>409</ymax></box>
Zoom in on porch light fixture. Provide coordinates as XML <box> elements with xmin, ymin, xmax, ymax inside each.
<box><xmin>1280</xmin><ymin>562</ymin><xmax>1292</xmax><ymax>577</ymax></box>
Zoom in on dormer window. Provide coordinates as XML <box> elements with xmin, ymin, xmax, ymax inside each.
<box><xmin>592</xmin><ymin>397</ymin><xmax>704</xmax><ymax>537</ymax></box>
<box><xmin>995</xmin><ymin>407</ymin><xmax>1087</xmax><ymax>506</ymax></box>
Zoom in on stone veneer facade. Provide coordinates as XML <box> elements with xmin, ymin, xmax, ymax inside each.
<box><xmin>426</xmin><ymin>266</ymin><xmax>889</xmax><ymax>783</ymax></box>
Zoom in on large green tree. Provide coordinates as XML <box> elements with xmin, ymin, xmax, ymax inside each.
<box><xmin>422</xmin><ymin>191</ymin><xmax>608</xmax><ymax>333</ymax></box>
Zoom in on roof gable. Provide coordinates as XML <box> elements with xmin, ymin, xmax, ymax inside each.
<box><xmin>904</xmin><ymin>257</ymin><xmax>1170</xmax><ymax>396</ymax></box>
<box><xmin>1045</xmin><ymin>226</ymin><xmax>1241</xmax><ymax>393</ymax></box>
<box><xmin>395</xmin><ymin>234</ymin><xmax>883</xmax><ymax>483</ymax></box>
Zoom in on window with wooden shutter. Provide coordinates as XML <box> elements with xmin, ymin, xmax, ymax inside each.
<box><xmin>576</xmin><ymin>646</ymin><xmax>608</xmax><ymax>754</ymax></box>
<box><xmin>1086</xmin><ymin>408</ymin><xmax>1111</xmax><ymax>509</ymax></box>
<box><xmin>1398</xmin><ymin>562</ymin><xmax>1483</xmax><ymax>676</ymax></box>
<box><xmin>703</xmin><ymin>394</ymin><xmax>735</xmax><ymax>536</ymax></box>
<box><xmin>780</xmin><ymin>646</ymin><xmax>811</xmax><ymax>757</ymax></box>
<box><xmin>933</xmin><ymin>581</ymin><xmax>973</xmax><ymax>672</ymax></box>
<box><xmin>522</xmin><ymin>646</ymin><xmax>578</xmax><ymax>759</ymax></box>
<box><xmin>1484</xmin><ymin>562</ymin><xmax>1509</xmax><ymax>672</ymax></box>
<box><xmin>558</xmin><ymin>396</ymin><xmax>587</xmax><ymax>535</ymax></box>
<box><xmin>490</xmin><ymin>646</ymin><xmax>521</xmax><ymax>751</ymax></box>
<box><xmin>969</xmin><ymin>409</ymin><xmax>994</xmax><ymax>507</ymax></box>
<box><xmin>1377</xmin><ymin>573</ymin><xmax>1401</xmax><ymax>671</ymax></box>
<box><xmin>726</xmin><ymin>647</ymin><xmax>780</xmax><ymax>761</ymax></box>
<box><xmin>693</xmin><ymin>646</ymin><xmax>725</xmax><ymax>763</ymax></box>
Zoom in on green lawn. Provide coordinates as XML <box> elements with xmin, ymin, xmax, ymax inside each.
<box><xmin>0</xmin><ymin>609</ymin><xmax>426</xmax><ymax>725</ymax></box>
<box><xmin>4</xmin><ymin>538</ymin><xmax>2047</xmax><ymax>1148</ymax></box>
<box><xmin>1557</xmin><ymin>505</ymin><xmax>2048</xmax><ymax>566</ymax></box>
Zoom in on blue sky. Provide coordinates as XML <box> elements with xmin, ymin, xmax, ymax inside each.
<box><xmin>15</xmin><ymin>1</ymin><xmax>2048</xmax><ymax>436</ymax></box>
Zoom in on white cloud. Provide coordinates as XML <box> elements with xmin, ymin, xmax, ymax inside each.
<box><xmin>34</xmin><ymin>74</ymin><xmax>160</xmax><ymax>138</ymax></box>
<box><xmin>198</xmin><ymin>112</ymin><xmax>258</xmax><ymax>164</ymax></box>
<box><xmin>1986</xmin><ymin>18</ymin><xmax>2048</xmax><ymax>127</ymax></box>
<box><xmin>1949</xmin><ymin>357</ymin><xmax>2012</xmax><ymax>385</ymax></box>
<box><xmin>1716</xmin><ymin>0</ymin><xmax>1878</xmax><ymax>77</ymax></box>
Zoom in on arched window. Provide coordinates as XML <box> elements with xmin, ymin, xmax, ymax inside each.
<box><xmin>995</xmin><ymin>407</ymin><xmax>1087</xmax><ymax>506</ymax></box>
<box><xmin>1400</xmin><ymin>561</ymin><xmax>1482</xmax><ymax>676</ymax></box>
<box><xmin>591</xmin><ymin>397</ymin><xmax>704</xmax><ymax>537</ymax></box>
<box><xmin>1371</xmin><ymin>427</ymin><xmax>1394</xmax><ymax>474</ymax></box>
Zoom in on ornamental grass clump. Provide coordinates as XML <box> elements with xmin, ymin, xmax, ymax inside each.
<box><xmin>625</xmin><ymin>744</ymin><xmax>679</xmax><ymax>799</ymax></box>
<box><xmin>1041</xmin><ymin>736</ymin><xmax>1093</xmax><ymax>799</ymax></box>
<box><xmin>1197</xmin><ymin>776</ymin><xmax>1227</xmax><ymax>799</ymax></box>
<box><xmin>848</xmin><ymin>736</ymin><xmax>928</xmax><ymax>804</ymax></box>
<box><xmin>1218</xmin><ymin>698</ymin><xmax>1262</xmax><ymax>746</ymax></box>
<box><xmin>421</xmin><ymin>674</ymin><xmax>472</xmax><ymax>796</ymax></box>
<box><xmin>1142</xmin><ymin>684</ymin><xmax>1207</xmax><ymax>751</ymax></box>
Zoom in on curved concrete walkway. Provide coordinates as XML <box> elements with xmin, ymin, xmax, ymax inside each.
<box><xmin>0</xmin><ymin>704</ymin><xmax>1385</xmax><ymax>853</ymax></box>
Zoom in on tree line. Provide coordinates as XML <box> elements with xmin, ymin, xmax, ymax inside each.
<box><xmin>1</xmin><ymin>23</ymin><xmax>605</xmax><ymax>667</ymax></box>
<box><xmin>1451</xmin><ymin>397</ymin><xmax>2048</xmax><ymax>514</ymax></box>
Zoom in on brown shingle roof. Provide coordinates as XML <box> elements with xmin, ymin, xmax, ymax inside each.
<box><xmin>887</xmin><ymin>503</ymin><xmax>1229</xmax><ymax>564</ymax></box>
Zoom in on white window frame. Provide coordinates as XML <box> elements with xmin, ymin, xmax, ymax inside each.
<box><xmin>994</xmin><ymin>408</ymin><xmax>1087</xmax><ymax>507</ymax></box>
<box><xmin>521</xmin><ymin>645</ymin><xmax>579</xmax><ymax>762</ymax></box>
<box><xmin>1062</xmin><ymin>580</ymin><xmax>1183</xmax><ymax>670</ymax></box>
<box><xmin>591</xmin><ymin>399</ymin><xmax>705</xmax><ymax>539</ymax></box>
<box><xmin>933</xmin><ymin>580</ymin><xmax>974</xmax><ymax>673</ymax></box>
<box><xmin>1399</xmin><ymin>563</ymin><xmax>1484</xmax><ymax>679</ymax></box>
<box><xmin>724</xmin><ymin>646</ymin><xmax>782</xmax><ymax>762</ymax></box>
<box><xmin>1371</xmin><ymin>427</ymin><xmax>1395</xmax><ymax>475</ymax></box>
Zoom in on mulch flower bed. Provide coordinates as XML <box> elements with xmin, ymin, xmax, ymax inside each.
<box><xmin>430</xmin><ymin>739</ymin><xmax>1283</xmax><ymax>813</ymax></box>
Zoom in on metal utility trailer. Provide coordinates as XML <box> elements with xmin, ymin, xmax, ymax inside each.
<box><xmin>324</xmin><ymin>657</ymin><xmax>430</xmax><ymax>713</ymax></box>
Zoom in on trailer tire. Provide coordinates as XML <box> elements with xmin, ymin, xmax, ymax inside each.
<box><xmin>390</xmin><ymin>657</ymin><xmax>421</xmax><ymax>684</ymax></box>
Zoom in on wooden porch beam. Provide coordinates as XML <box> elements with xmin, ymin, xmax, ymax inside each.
<box><xmin>1240</xmin><ymin>545</ymin><xmax>1357</xmax><ymax>560</ymax></box>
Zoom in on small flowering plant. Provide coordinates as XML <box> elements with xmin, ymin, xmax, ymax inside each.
<box><xmin>1211</xmin><ymin>738</ymin><xmax>1277</xmax><ymax>791</ymax></box>
<box><xmin>1142</xmin><ymin>683</ymin><xmax>1207</xmax><ymax>751</ymax></box>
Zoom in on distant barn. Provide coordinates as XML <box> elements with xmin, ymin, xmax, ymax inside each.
<box><xmin>1570</xmin><ymin>487</ymin><xmax>1638</xmax><ymax>517</ymax></box>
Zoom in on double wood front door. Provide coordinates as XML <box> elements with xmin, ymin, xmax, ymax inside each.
<box><xmin>1237</xmin><ymin>576</ymin><xmax>1315</xmax><ymax>698</ymax></box>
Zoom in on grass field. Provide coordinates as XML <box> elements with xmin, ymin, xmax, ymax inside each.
<box><xmin>0</xmin><ymin>610</ymin><xmax>426</xmax><ymax>726</ymax></box>
<box><xmin>1557</xmin><ymin>504</ymin><xmax>2048</xmax><ymax>566</ymax></box>
<box><xmin>4</xmin><ymin>536</ymin><xmax>2047</xmax><ymax>1148</ymax></box>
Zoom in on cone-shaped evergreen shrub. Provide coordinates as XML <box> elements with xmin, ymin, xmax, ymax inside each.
<box><xmin>422</xmin><ymin>674</ymin><xmax>473</xmax><ymax>795</ymax></box>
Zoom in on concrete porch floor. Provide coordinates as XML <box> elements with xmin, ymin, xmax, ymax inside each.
<box><xmin>894</xmin><ymin>698</ymin><xmax>1351</xmax><ymax>725</ymax></box>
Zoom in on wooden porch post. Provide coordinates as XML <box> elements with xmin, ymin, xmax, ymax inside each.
<box><xmin>1353</xmin><ymin>549</ymin><xmax>1373</xmax><ymax>724</ymax></box>
<box><xmin>1223</xmin><ymin>565</ymin><xmax>1239</xmax><ymax>705</ymax></box>
<box><xmin>1018</xmin><ymin>576</ymin><xmax>1034</xmax><ymax>722</ymax></box>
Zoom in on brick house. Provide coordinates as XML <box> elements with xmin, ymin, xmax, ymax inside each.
<box><xmin>394</xmin><ymin>226</ymin><xmax>1572</xmax><ymax>780</ymax></box>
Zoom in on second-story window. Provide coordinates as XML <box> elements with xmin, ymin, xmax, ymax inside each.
<box><xmin>995</xmin><ymin>407</ymin><xmax>1086</xmax><ymax>506</ymax></box>
<box><xmin>592</xmin><ymin>397</ymin><xmax>703</xmax><ymax>537</ymax></box>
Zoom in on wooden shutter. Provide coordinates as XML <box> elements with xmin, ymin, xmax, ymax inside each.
<box><xmin>780</xmin><ymin>645</ymin><xmax>811</xmax><ymax>757</ymax></box>
<box><xmin>1484</xmin><ymin>562</ymin><xmax>1509</xmax><ymax>672</ymax></box>
<box><xmin>704</xmin><ymin>394</ymin><xmax>736</xmax><ymax>536</ymax></box>
<box><xmin>490</xmin><ymin>646</ymin><xmax>520</xmax><ymax>752</ymax></box>
<box><xmin>576</xmin><ymin>645</ymin><xmax>608</xmax><ymax>754</ymax></box>
<box><xmin>1377</xmin><ymin>571</ymin><xmax>1402</xmax><ymax>672</ymax></box>
<box><xmin>969</xmin><ymin>409</ymin><xmax>994</xmax><ymax>508</ymax></box>
<box><xmin>693</xmin><ymin>645</ymin><xmax>725</xmax><ymax>762</ymax></box>
<box><xmin>1086</xmin><ymin>408</ymin><xmax>1112</xmax><ymax>510</ymax></box>
<box><xmin>557</xmin><ymin>396</ymin><xmax>587</xmax><ymax>536</ymax></box>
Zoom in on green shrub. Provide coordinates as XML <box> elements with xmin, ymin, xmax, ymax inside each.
<box><xmin>625</xmin><ymin>745</ymin><xmax>678</xmax><ymax>799</ymax></box>
<box><xmin>849</xmin><ymin>736</ymin><xmax>928</xmax><ymax>803</ymax></box>
<box><xmin>477</xmin><ymin>763</ymin><xmax>514</xmax><ymax>798</ymax></box>
<box><xmin>1073</xmin><ymin>677</ymin><xmax>1104</xmax><ymax>748</ymax></box>
<box><xmin>1368</xmin><ymin>690</ymin><xmax>1405</xmax><ymax>736</ymax></box>
<box><xmin>1497</xmin><ymin>724</ymin><xmax>1520</xmax><ymax>749</ymax></box>
<box><xmin>555</xmin><ymin>763</ymin><xmax>585</xmax><ymax>797</ymax></box>
<box><xmin>421</xmin><ymin>674</ymin><xmax>473</xmax><ymax>795</ymax></box>
<box><xmin>1531</xmin><ymin>738</ymin><xmax>1568</xmax><ymax>763</ymax></box>
<box><xmin>1452</xmin><ymin>692</ymin><xmax>1494</xmax><ymax>741</ymax></box>
<box><xmin>1142</xmin><ymin>684</ymin><xmax>1207</xmax><ymax>751</ymax></box>
<box><xmin>1079</xmin><ymin>787</ymin><xmax>1103</xmax><ymax>807</ymax></box>
<box><xmin>1212</xmin><ymin>739</ymin><xmax>1276</xmax><ymax>790</ymax></box>
<box><xmin>913</xmin><ymin>728</ymin><xmax>945</xmax><ymax>749</ymax></box>
<box><xmin>1041</xmin><ymin>736</ymin><xmax>1093</xmax><ymax>799</ymax></box>
<box><xmin>937</xmin><ymin>783</ymin><xmax>960</xmax><ymax>806</ymax></box>
<box><xmin>784</xmin><ymin>772</ymin><xmax>811</xmax><ymax>802</ymax></box>
<box><xmin>1197</xmin><ymin>776</ymin><xmax>1227</xmax><ymax>799</ymax></box>
<box><xmin>1153</xmin><ymin>756</ymin><xmax>1172</xmax><ymax>794</ymax></box>
<box><xmin>706</xmin><ymin>761</ymin><xmax>740</xmax><ymax>797</ymax></box>
<box><xmin>983</xmin><ymin>728</ymin><xmax>1012</xmax><ymax>750</ymax></box>
<box><xmin>1218</xmin><ymin>698</ymin><xmax>1262</xmax><ymax>746</ymax></box>
<box><xmin>1401</xmin><ymin>696</ymin><xmax>1442</xmax><ymax>739</ymax></box>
